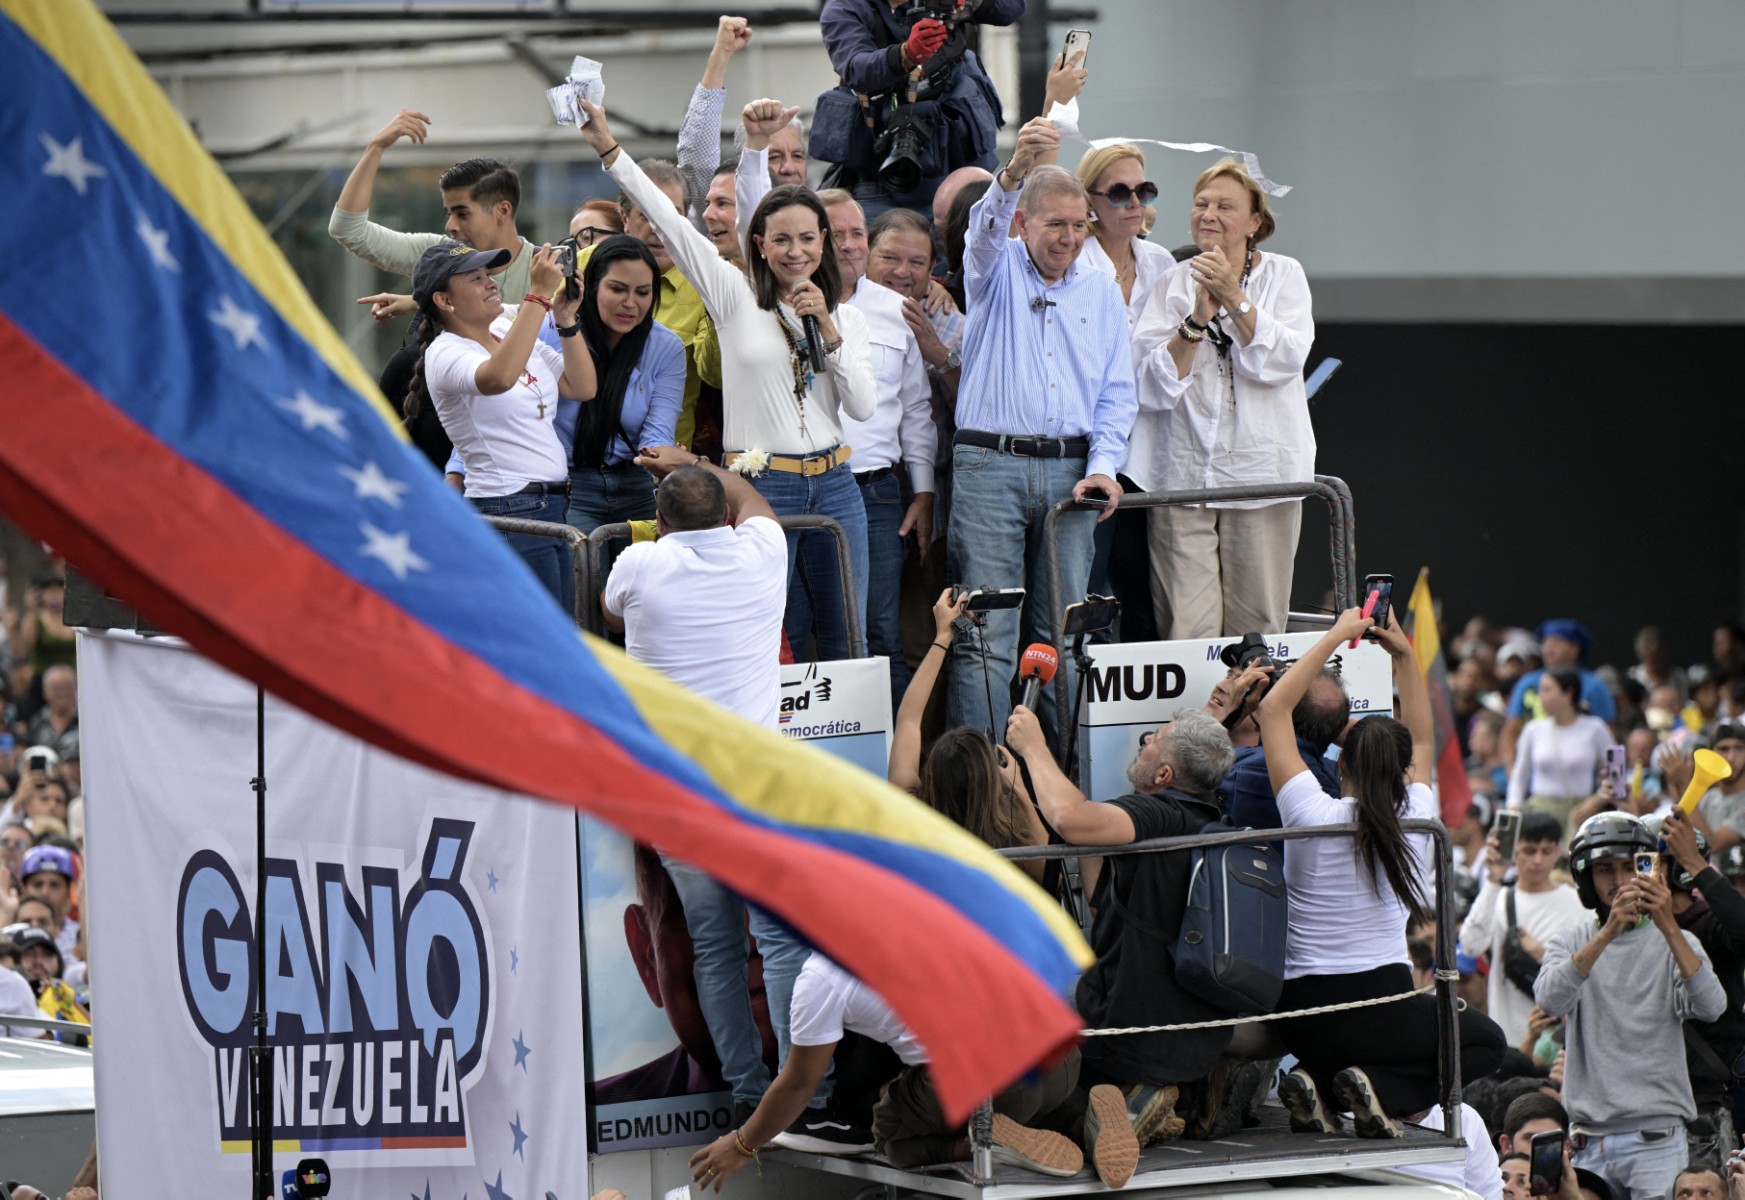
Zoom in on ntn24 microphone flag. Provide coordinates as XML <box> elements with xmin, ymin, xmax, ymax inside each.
<box><xmin>0</xmin><ymin>0</ymin><xmax>1090</xmax><ymax>1120</ymax></box>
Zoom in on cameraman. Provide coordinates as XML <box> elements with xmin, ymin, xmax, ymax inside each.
<box><xmin>815</xmin><ymin>0</ymin><xmax>1024</xmax><ymax>220</ymax></box>
<box><xmin>1207</xmin><ymin>638</ymin><xmax>1349</xmax><ymax>835</ymax></box>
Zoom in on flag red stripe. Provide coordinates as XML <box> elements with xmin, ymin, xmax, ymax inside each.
<box><xmin>0</xmin><ymin>317</ymin><xmax>1080</xmax><ymax>1118</ymax></box>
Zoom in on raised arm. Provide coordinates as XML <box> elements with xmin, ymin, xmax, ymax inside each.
<box><xmin>1006</xmin><ymin>706</ymin><xmax>1137</xmax><ymax>846</ymax></box>
<box><xmin>735</xmin><ymin>98</ymin><xmax>793</xmax><ymax>239</ymax></box>
<box><xmin>676</xmin><ymin>17</ymin><xmax>751</xmax><ymax>211</ymax></box>
<box><xmin>1370</xmin><ymin>612</ymin><xmax>1434</xmax><ymax>787</ymax></box>
<box><xmin>632</xmin><ymin>444</ymin><xmax>776</xmax><ymax>525</ymax></box>
<box><xmin>330</xmin><ymin>109</ymin><xmax>443</xmax><ymax>276</ymax></box>
<box><xmin>889</xmin><ymin>588</ymin><xmax>968</xmax><ymax>794</ymax></box>
<box><xmin>1258</xmin><ymin>608</ymin><xmax>1373</xmax><ymax>796</ymax></box>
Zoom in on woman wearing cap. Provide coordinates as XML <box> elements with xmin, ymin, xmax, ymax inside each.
<box><xmin>1133</xmin><ymin>159</ymin><xmax>1314</xmax><ymax>641</ymax></box>
<box><xmin>1506</xmin><ymin>667</ymin><xmax>1612</xmax><ymax>835</ymax></box>
<box><xmin>406</xmin><ymin>240</ymin><xmax>596</xmax><ymax>611</ymax></box>
<box><xmin>573</xmin><ymin>97</ymin><xmax>878</xmax><ymax>659</ymax></box>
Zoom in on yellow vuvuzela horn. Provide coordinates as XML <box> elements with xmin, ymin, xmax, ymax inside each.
<box><xmin>1678</xmin><ymin>747</ymin><xmax>1734</xmax><ymax>814</ymax></box>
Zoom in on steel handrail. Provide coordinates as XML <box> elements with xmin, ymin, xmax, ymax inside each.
<box><xmin>586</xmin><ymin>514</ymin><xmax>866</xmax><ymax>658</ymax></box>
<box><xmin>482</xmin><ymin>516</ymin><xmax>593</xmax><ymax>632</ymax></box>
<box><xmin>1043</xmin><ymin>475</ymin><xmax>1358</xmax><ymax>744</ymax></box>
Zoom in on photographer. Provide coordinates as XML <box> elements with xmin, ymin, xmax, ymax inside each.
<box><xmin>815</xmin><ymin>0</ymin><xmax>1023</xmax><ymax>219</ymax></box>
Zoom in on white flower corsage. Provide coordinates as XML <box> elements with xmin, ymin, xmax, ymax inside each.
<box><xmin>729</xmin><ymin>449</ymin><xmax>770</xmax><ymax>478</ymax></box>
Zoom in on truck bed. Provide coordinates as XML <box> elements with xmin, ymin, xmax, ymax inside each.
<box><xmin>764</xmin><ymin>1101</ymin><xmax>1466</xmax><ymax>1199</ymax></box>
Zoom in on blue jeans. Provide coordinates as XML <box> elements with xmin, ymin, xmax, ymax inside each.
<box><xmin>752</xmin><ymin>459</ymin><xmax>868</xmax><ymax>661</ymax></box>
<box><xmin>1573</xmin><ymin>1126</ymin><xmax>1687</xmax><ymax>1200</ymax></box>
<box><xmin>945</xmin><ymin>447</ymin><xmax>1097</xmax><ymax>740</ymax></box>
<box><xmin>469</xmin><ymin>490</ymin><xmax>574</xmax><ymax>616</ymax></box>
<box><xmin>657</xmin><ymin>853</ymin><xmax>828</xmax><ymax>1108</ymax></box>
<box><xmin>859</xmin><ymin>471</ymin><xmax>911</xmax><ymax>710</ymax></box>
<box><xmin>565</xmin><ymin>462</ymin><xmax>656</xmax><ymax>535</ymax></box>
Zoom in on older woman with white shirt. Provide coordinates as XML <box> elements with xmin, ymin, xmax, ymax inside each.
<box><xmin>1133</xmin><ymin>159</ymin><xmax>1315</xmax><ymax>640</ymax></box>
<box><xmin>576</xmin><ymin>98</ymin><xmax>878</xmax><ymax>648</ymax></box>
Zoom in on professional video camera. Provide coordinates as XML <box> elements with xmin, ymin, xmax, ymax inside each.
<box><xmin>875</xmin><ymin>108</ymin><xmax>931</xmax><ymax>193</ymax></box>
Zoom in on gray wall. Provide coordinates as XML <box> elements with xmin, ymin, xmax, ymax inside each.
<box><xmin>1057</xmin><ymin>0</ymin><xmax>1745</xmax><ymax>320</ymax></box>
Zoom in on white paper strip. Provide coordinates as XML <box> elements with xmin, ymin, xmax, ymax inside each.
<box><xmin>1047</xmin><ymin>98</ymin><xmax>1292</xmax><ymax>197</ymax></box>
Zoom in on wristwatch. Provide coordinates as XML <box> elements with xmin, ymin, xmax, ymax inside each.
<box><xmin>556</xmin><ymin>320</ymin><xmax>582</xmax><ymax>338</ymax></box>
<box><xmin>927</xmin><ymin>348</ymin><xmax>962</xmax><ymax>376</ymax></box>
<box><xmin>1231</xmin><ymin>299</ymin><xmax>1253</xmax><ymax>317</ymax></box>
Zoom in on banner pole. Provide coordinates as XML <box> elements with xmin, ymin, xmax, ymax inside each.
<box><xmin>250</xmin><ymin>686</ymin><xmax>273</xmax><ymax>1200</ymax></box>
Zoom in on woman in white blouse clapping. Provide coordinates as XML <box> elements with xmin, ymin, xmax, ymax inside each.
<box><xmin>1133</xmin><ymin>160</ymin><xmax>1315</xmax><ymax>640</ymax></box>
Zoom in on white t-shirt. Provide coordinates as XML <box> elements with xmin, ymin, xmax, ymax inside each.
<box><xmin>789</xmin><ymin>954</ymin><xmax>927</xmax><ymax>1067</ymax></box>
<box><xmin>1457</xmin><ymin>878</ymin><xmax>1587</xmax><ymax>1046</ymax></box>
<box><xmin>0</xmin><ymin>967</ymin><xmax>44</xmax><ymax>1038</ymax></box>
<box><xmin>1400</xmin><ymin>1102</ymin><xmax>1502</xmax><ymax>1200</ymax></box>
<box><xmin>1278</xmin><ymin>770</ymin><xmax>1436</xmax><ymax>978</ymax></box>
<box><xmin>425</xmin><ymin>312</ymin><xmax>569</xmax><ymax>498</ymax></box>
<box><xmin>604</xmin><ymin>516</ymin><xmax>788</xmax><ymax>727</ymax></box>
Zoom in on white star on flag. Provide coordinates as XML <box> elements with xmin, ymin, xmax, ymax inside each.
<box><xmin>359</xmin><ymin>522</ymin><xmax>430</xmax><ymax>581</ymax></box>
<box><xmin>136</xmin><ymin>212</ymin><xmax>180</xmax><ymax>273</ymax></box>
<box><xmin>40</xmin><ymin>133</ymin><xmax>107</xmax><ymax>196</ymax></box>
<box><xmin>338</xmin><ymin>460</ymin><xmax>409</xmax><ymax>507</ymax></box>
<box><xmin>208</xmin><ymin>295</ymin><xmax>267</xmax><ymax>352</ymax></box>
<box><xmin>277</xmin><ymin>391</ymin><xmax>348</xmax><ymax>439</ymax></box>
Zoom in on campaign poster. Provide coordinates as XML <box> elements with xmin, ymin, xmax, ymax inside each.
<box><xmin>78</xmin><ymin>631</ymin><xmax>588</xmax><ymax>1197</ymax></box>
<box><xmin>581</xmin><ymin>657</ymin><xmax>893</xmax><ymax>1153</ymax></box>
<box><xmin>1077</xmin><ymin>633</ymin><xmax>1394</xmax><ymax>802</ymax></box>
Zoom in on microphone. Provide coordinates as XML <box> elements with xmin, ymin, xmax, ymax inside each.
<box><xmin>1030</xmin><ymin>296</ymin><xmax>1057</xmax><ymax>314</ymax></box>
<box><xmin>1016</xmin><ymin>643</ymin><xmax>1060</xmax><ymax>715</ymax></box>
<box><xmin>797</xmin><ymin>277</ymin><xmax>827</xmax><ymax>373</ymax></box>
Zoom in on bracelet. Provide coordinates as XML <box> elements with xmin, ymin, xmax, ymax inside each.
<box><xmin>822</xmin><ymin>336</ymin><xmax>844</xmax><ymax>355</ymax></box>
<box><xmin>1176</xmin><ymin>321</ymin><xmax>1205</xmax><ymax>343</ymax></box>
<box><xmin>599</xmin><ymin>143</ymin><xmax>620</xmax><ymax>160</ymax></box>
<box><xmin>931</xmin><ymin>640</ymin><xmax>952</xmax><ymax>653</ymax></box>
<box><xmin>1182</xmin><ymin>314</ymin><xmax>1209</xmax><ymax>332</ymax></box>
<box><xmin>555</xmin><ymin>320</ymin><xmax>581</xmax><ymax>338</ymax></box>
<box><xmin>734</xmin><ymin>1129</ymin><xmax>758</xmax><ymax>1158</ymax></box>
<box><xmin>523</xmin><ymin>293</ymin><xmax>553</xmax><ymax>313</ymax></box>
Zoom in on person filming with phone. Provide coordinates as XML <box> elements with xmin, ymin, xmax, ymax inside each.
<box><xmin>1535</xmin><ymin>811</ymin><xmax>1726</xmax><ymax>1198</ymax></box>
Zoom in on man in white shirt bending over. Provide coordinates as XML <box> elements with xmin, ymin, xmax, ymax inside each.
<box><xmin>1458</xmin><ymin>810</ymin><xmax>1588</xmax><ymax>1046</ymax></box>
<box><xmin>604</xmin><ymin>446</ymin><xmax>824</xmax><ymax>1128</ymax></box>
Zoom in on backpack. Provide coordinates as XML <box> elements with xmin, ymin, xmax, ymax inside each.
<box><xmin>1172</xmin><ymin>818</ymin><xmax>1288</xmax><ymax>1015</ymax></box>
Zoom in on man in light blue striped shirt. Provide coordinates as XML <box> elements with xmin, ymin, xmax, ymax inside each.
<box><xmin>948</xmin><ymin>117</ymin><xmax>1137</xmax><ymax>738</ymax></box>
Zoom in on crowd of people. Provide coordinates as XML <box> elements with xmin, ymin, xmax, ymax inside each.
<box><xmin>13</xmin><ymin>4</ymin><xmax>1745</xmax><ymax>1200</ymax></box>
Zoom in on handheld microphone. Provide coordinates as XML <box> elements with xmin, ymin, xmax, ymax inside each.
<box><xmin>1029</xmin><ymin>296</ymin><xmax>1057</xmax><ymax>314</ymax></box>
<box><xmin>1016</xmin><ymin>643</ymin><xmax>1060</xmax><ymax>715</ymax></box>
<box><xmin>797</xmin><ymin>277</ymin><xmax>827</xmax><ymax>373</ymax></box>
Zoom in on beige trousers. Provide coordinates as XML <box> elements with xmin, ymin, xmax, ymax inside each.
<box><xmin>1148</xmin><ymin>502</ymin><xmax>1303</xmax><ymax>639</ymax></box>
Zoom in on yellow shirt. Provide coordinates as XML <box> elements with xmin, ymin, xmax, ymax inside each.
<box><xmin>574</xmin><ymin>244</ymin><xmax>712</xmax><ymax>450</ymax></box>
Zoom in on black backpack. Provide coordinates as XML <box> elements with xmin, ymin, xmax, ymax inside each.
<box><xmin>1172</xmin><ymin>818</ymin><xmax>1288</xmax><ymax>1015</ymax></box>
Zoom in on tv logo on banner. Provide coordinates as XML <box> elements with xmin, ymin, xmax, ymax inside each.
<box><xmin>175</xmin><ymin>818</ymin><xmax>489</xmax><ymax>1150</ymax></box>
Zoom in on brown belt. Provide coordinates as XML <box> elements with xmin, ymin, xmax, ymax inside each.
<box><xmin>726</xmin><ymin>445</ymin><xmax>852</xmax><ymax>477</ymax></box>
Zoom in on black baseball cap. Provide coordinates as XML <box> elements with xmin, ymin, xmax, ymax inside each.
<box><xmin>412</xmin><ymin>240</ymin><xmax>513</xmax><ymax>308</ymax></box>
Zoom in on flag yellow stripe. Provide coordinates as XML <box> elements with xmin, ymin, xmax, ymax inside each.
<box><xmin>5</xmin><ymin>0</ymin><xmax>401</xmax><ymax>435</ymax></box>
<box><xmin>597</xmin><ymin>649</ymin><xmax>1095</xmax><ymax>969</ymax></box>
<box><xmin>1409</xmin><ymin>568</ymin><xmax>1440</xmax><ymax>679</ymax></box>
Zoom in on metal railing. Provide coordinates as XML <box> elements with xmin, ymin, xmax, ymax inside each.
<box><xmin>978</xmin><ymin>817</ymin><xmax>1461</xmax><ymax>1186</ymax></box>
<box><xmin>1044</xmin><ymin>474</ymin><xmax>1358</xmax><ymax>741</ymax></box>
<box><xmin>585</xmin><ymin>513</ymin><xmax>866</xmax><ymax>658</ymax></box>
<box><xmin>482</xmin><ymin>516</ymin><xmax>593</xmax><ymax>631</ymax></box>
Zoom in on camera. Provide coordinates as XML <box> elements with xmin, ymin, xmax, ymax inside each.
<box><xmin>554</xmin><ymin>236</ymin><xmax>582</xmax><ymax>300</ymax></box>
<box><xmin>1219</xmin><ymin>633</ymin><xmax>1290</xmax><ymax>678</ymax></box>
<box><xmin>1635</xmin><ymin>852</ymin><xmax>1658</xmax><ymax>876</ymax></box>
<box><xmin>875</xmin><ymin>108</ymin><xmax>932</xmax><ymax>195</ymax></box>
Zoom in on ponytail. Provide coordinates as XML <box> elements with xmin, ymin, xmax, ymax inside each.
<box><xmin>402</xmin><ymin>305</ymin><xmax>443</xmax><ymax>424</ymax></box>
<box><xmin>1344</xmin><ymin>716</ymin><xmax>1432</xmax><ymax>928</ymax></box>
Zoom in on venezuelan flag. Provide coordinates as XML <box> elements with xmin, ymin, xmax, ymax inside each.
<box><xmin>0</xmin><ymin>0</ymin><xmax>1090</xmax><ymax>1120</ymax></box>
<box><xmin>1406</xmin><ymin>569</ymin><xmax>1474</xmax><ymax>826</ymax></box>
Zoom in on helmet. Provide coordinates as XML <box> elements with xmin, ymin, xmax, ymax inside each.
<box><xmin>1641</xmin><ymin>814</ymin><xmax>1710</xmax><ymax>893</ymax></box>
<box><xmin>19</xmin><ymin>844</ymin><xmax>76</xmax><ymax>882</ymax></box>
<box><xmin>1568</xmin><ymin>812</ymin><xmax>1656</xmax><ymax>910</ymax></box>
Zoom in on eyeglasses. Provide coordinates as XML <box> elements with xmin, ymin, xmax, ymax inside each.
<box><xmin>1089</xmin><ymin>181</ymin><xmax>1159</xmax><ymax>209</ymax></box>
<box><xmin>573</xmin><ymin>226</ymin><xmax>614</xmax><ymax>245</ymax></box>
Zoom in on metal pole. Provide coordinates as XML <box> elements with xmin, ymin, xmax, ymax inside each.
<box><xmin>1430</xmin><ymin>821</ymin><xmax>1463</xmax><ymax>1141</ymax></box>
<box><xmin>250</xmin><ymin>687</ymin><xmax>273</xmax><ymax>1200</ymax></box>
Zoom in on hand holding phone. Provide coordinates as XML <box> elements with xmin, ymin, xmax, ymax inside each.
<box><xmin>1494</xmin><ymin>810</ymin><xmax>1522</xmax><ymax>861</ymax></box>
<box><xmin>1528</xmin><ymin>1129</ymin><xmax>1566</xmax><ymax>1196</ymax></box>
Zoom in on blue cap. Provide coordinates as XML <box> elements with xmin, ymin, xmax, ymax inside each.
<box><xmin>1538</xmin><ymin>618</ymin><xmax>1593</xmax><ymax>659</ymax></box>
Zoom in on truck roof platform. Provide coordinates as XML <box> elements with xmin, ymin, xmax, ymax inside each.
<box><xmin>765</xmin><ymin>1102</ymin><xmax>1466</xmax><ymax>1199</ymax></box>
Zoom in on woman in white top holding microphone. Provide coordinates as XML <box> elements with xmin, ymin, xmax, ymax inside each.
<box><xmin>574</xmin><ymin>98</ymin><xmax>878</xmax><ymax>650</ymax></box>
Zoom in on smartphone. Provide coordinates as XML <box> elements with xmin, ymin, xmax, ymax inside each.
<box><xmin>23</xmin><ymin>750</ymin><xmax>52</xmax><ymax>774</ymax></box>
<box><xmin>1529</xmin><ymin>1128</ymin><xmax>1565</xmax><ymax>1196</ymax></box>
<box><xmin>962</xmin><ymin>587</ymin><xmax>1026</xmax><ymax>613</ymax></box>
<box><xmin>1078</xmin><ymin>493</ymin><xmax>1110</xmax><ymax>509</ymax></box>
<box><xmin>1362</xmin><ymin>574</ymin><xmax>1393</xmax><ymax>634</ymax></box>
<box><xmin>1063</xmin><ymin>594</ymin><xmax>1120</xmax><ymax>638</ymax></box>
<box><xmin>1494</xmin><ymin>810</ymin><xmax>1522</xmax><ymax>861</ymax></box>
<box><xmin>1605</xmin><ymin>743</ymin><xmax>1628</xmax><ymax>800</ymax></box>
<box><xmin>1061</xmin><ymin>28</ymin><xmax>1091</xmax><ymax>68</ymax></box>
<box><xmin>1635</xmin><ymin>851</ymin><xmax>1658</xmax><ymax>876</ymax></box>
<box><xmin>1304</xmin><ymin>356</ymin><xmax>1343</xmax><ymax>401</ymax></box>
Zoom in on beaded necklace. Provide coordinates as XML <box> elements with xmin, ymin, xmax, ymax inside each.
<box><xmin>1206</xmin><ymin>245</ymin><xmax>1256</xmax><ymax>412</ymax></box>
<box><xmin>775</xmin><ymin>309</ymin><xmax>814</xmax><ymax>439</ymax></box>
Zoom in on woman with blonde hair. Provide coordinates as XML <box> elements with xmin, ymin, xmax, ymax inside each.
<box><xmin>1132</xmin><ymin>157</ymin><xmax>1315</xmax><ymax>640</ymax></box>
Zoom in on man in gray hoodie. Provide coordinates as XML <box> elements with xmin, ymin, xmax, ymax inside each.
<box><xmin>1537</xmin><ymin>812</ymin><xmax>1727</xmax><ymax>1200</ymax></box>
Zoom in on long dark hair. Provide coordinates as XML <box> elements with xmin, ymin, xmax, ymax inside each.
<box><xmin>1341</xmin><ymin>716</ymin><xmax>1432</xmax><ymax>928</ymax></box>
<box><xmin>919</xmin><ymin>727</ymin><xmax>1033</xmax><ymax>852</ymax></box>
<box><xmin>403</xmin><ymin>307</ymin><xmax>443</xmax><ymax>422</ymax></box>
<box><xmin>574</xmin><ymin>234</ymin><xmax>662</xmax><ymax>468</ymax></box>
<box><xmin>745</xmin><ymin>186</ymin><xmax>842</xmax><ymax>313</ymax></box>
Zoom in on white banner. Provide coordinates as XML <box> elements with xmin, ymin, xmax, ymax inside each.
<box><xmin>78</xmin><ymin>631</ymin><xmax>588</xmax><ymax>1196</ymax></box>
<box><xmin>778</xmin><ymin>656</ymin><xmax>894</xmax><ymax>776</ymax></box>
<box><xmin>1078</xmin><ymin>633</ymin><xmax>1394</xmax><ymax>802</ymax></box>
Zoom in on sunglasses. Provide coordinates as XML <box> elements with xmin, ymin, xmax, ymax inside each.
<box><xmin>1090</xmin><ymin>181</ymin><xmax>1159</xmax><ymax>209</ymax></box>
